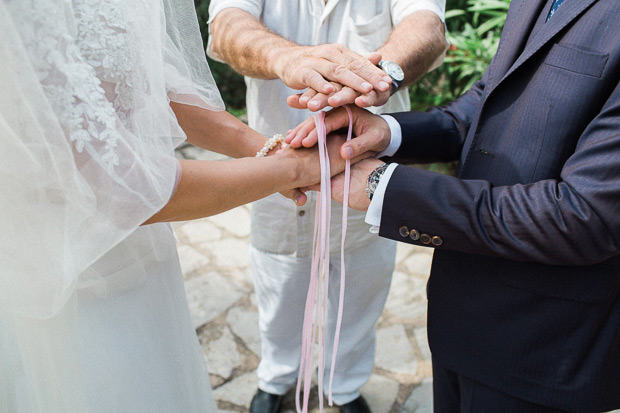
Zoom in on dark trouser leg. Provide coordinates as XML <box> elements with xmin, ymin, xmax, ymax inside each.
<box><xmin>432</xmin><ymin>357</ymin><xmax>569</xmax><ymax>413</ymax></box>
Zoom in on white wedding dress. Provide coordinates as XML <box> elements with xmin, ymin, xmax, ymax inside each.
<box><xmin>0</xmin><ymin>0</ymin><xmax>223</xmax><ymax>411</ymax></box>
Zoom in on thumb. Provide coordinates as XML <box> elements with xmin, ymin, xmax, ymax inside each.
<box><xmin>365</xmin><ymin>51</ymin><xmax>382</xmax><ymax>66</ymax></box>
<box><xmin>295</xmin><ymin>191</ymin><xmax>308</xmax><ymax>206</ymax></box>
<box><xmin>280</xmin><ymin>188</ymin><xmax>308</xmax><ymax>206</ymax></box>
<box><xmin>287</xmin><ymin>94</ymin><xmax>305</xmax><ymax>109</ymax></box>
<box><xmin>340</xmin><ymin>132</ymin><xmax>380</xmax><ymax>160</ymax></box>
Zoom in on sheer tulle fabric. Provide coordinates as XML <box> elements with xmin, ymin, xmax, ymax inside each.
<box><xmin>0</xmin><ymin>0</ymin><xmax>222</xmax><ymax>411</ymax></box>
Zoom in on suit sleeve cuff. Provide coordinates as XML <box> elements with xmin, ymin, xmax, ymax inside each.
<box><xmin>365</xmin><ymin>163</ymin><xmax>399</xmax><ymax>233</ymax></box>
<box><xmin>376</xmin><ymin>115</ymin><xmax>402</xmax><ymax>158</ymax></box>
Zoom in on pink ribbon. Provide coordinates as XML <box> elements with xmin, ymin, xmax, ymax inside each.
<box><xmin>296</xmin><ymin>106</ymin><xmax>353</xmax><ymax>413</ymax></box>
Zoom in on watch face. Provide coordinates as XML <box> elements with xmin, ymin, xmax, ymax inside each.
<box><xmin>380</xmin><ymin>61</ymin><xmax>404</xmax><ymax>82</ymax></box>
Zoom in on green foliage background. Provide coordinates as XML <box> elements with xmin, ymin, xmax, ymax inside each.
<box><xmin>194</xmin><ymin>0</ymin><xmax>511</xmax><ymax>172</ymax></box>
<box><xmin>410</xmin><ymin>0</ymin><xmax>510</xmax><ymax>110</ymax></box>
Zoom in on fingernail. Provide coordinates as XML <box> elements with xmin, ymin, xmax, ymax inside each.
<box><xmin>324</xmin><ymin>84</ymin><xmax>334</xmax><ymax>93</ymax></box>
<box><xmin>299</xmin><ymin>96</ymin><xmax>309</xmax><ymax>104</ymax></box>
<box><xmin>344</xmin><ymin>147</ymin><xmax>353</xmax><ymax>158</ymax></box>
<box><xmin>378</xmin><ymin>81</ymin><xmax>389</xmax><ymax>90</ymax></box>
<box><xmin>295</xmin><ymin>194</ymin><xmax>302</xmax><ymax>204</ymax></box>
<box><xmin>361</xmin><ymin>81</ymin><xmax>372</xmax><ymax>91</ymax></box>
<box><xmin>383</xmin><ymin>75</ymin><xmax>392</xmax><ymax>83</ymax></box>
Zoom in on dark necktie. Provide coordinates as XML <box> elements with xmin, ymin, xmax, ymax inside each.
<box><xmin>547</xmin><ymin>0</ymin><xmax>565</xmax><ymax>21</ymax></box>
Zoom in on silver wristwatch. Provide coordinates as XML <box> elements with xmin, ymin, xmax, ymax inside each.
<box><xmin>366</xmin><ymin>163</ymin><xmax>388</xmax><ymax>200</ymax></box>
<box><xmin>378</xmin><ymin>60</ymin><xmax>404</xmax><ymax>92</ymax></box>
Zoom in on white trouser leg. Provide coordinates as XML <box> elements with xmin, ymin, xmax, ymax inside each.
<box><xmin>323</xmin><ymin>238</ymin><xmax>395</xmax><ymax>405</ymax></box>
<box><xmin>251</xmin><ymin>237</ymin><xmax>396</xmax><ymax>403</ymax></box>
<box><xmin>251</xmin><ymin>246</ymin><xmax>310</xmax><ymax>396</ymax></box>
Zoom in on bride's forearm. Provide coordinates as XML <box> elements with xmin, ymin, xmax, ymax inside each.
<box><xmin>171</xmin><ymin>102</ymin><xmax>266</xmax><ymax>159</ymax></box>
<box><xmin>144</xmin><ymin>157</ymin><xmax>310</xmax><ymax>224</ymax></box>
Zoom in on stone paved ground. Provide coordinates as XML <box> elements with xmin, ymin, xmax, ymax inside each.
<box><xmin>173</xmin><ymin>211</ymin><xmax>433</xmax><ymax>413</ymax></box>
<box><xmin>174</xmin><ymin>144</ymin><xmax>434</xmax><ymax>412</ymax></box>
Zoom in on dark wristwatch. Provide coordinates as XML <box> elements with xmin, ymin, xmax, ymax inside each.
<box><xmin>378</xmin><ymin>60</ymin><xmax>404</xmax><ymax>92</ymax></box>
<box><xmin>366</xmin><ymin>163</ymin><xmax>388</xmax><ymax>200</ymax></box>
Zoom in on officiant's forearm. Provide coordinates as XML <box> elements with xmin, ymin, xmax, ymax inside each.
<box><xmin>171</xmin><ymin>102</ymin><xmax>264</xmax><ymax>158</ymax></box>
<box><xmin>209</xmin><ymin>8</ymin><xmax>387</xmax><ymax>95</ymax></box>
<box><xmin>209</xmin><ymin>8</ymin><xmax>294</xmax><ymax>80</ymax></box>
<box><xmin>378</xmin><ymin>10</ymin><xmax>446</xmax><ymax>88</ymax></box>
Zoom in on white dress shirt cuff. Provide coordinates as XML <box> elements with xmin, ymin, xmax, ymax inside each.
<box><xmin>376</xmin><ymin>115</ymin><xmax>402</xmax><ymax>158</ymax></box>
<box><xmin>365</xmin><ymin>163</ymin><xmax>399</xmax><ymax>234</ymax></box>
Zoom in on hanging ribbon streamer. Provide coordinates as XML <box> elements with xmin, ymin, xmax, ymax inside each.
<box><xmin>296</xmin><ymin>106</ymin><xmax>353</xmax><ymax>413</ymax></box>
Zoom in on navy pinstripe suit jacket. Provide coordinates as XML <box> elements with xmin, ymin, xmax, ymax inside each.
<box><xmin>381</xmin><ymin>0</ymin><xmax>620</xmax><ymax>410</ymax></box>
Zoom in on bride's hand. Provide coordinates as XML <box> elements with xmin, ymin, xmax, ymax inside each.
<box><xmin>258</xmin><ymin>141</ymin><xmax>311</xmax><ymax>206</ymax></box>
<box><xmin>270</xmin><ymin>134</ymin><xmax>350</xmax><ymax>200</ymax></box>
<box><xmin>280</xmin><ymin>187</ymin><xmax>309</xmax><ymax>206</ymax></box>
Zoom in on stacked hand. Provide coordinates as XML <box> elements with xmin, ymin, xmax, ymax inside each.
<box><xmin>276</xmin><ymin>45</ymin><xmax>393</xmax><ymax>112</ymax></box>
<box><xmin>278</xmin><ymin>106</ymin><xmax>392</xmax><ymax>210</ymax></box>
<box><xmin>272</xmin><ymin>126</ymin><xmax>375</xmax><ymax>207</ymax></box>
<box><xmin>267</xmin><ymin>42</ymin><xmax>397</xmax><ymax>207</ymax></box>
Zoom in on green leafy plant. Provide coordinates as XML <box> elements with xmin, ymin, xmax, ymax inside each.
<box><xmin>194</xmin><ymin>0</ymin><xmax>247</xmax><ymax>110</ymax></box>
<box><xmin>410</xmin><ymin>0</ymin><xmax>510</xmax><ymax>110</ymax></box>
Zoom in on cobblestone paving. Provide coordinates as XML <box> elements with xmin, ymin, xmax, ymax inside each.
<box><xmin>174</xmin><ymin>145</ymin><xmax>434</xmax><ymax>412</ymax></box>
<box><xmin>173</xmin><ymin>211</ymin><xmax>433</xmax><ymax>413</ymax></box>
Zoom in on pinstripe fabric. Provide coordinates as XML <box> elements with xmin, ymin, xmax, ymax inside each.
<box><xmin>378</xmin><ymin>0</ymin><xmax>620</xmax><ymax>410</ymax></box>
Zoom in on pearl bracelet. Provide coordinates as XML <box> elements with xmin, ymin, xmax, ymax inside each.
<box><xmin>255</xmin><ymin>134</ymin><xmax>285</xmax><ymax>157</ymax></box>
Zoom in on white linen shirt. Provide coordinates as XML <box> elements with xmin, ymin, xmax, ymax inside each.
<box><xmin>208</xmin><ymin>0</ymin><xmax>445</xmax><ymax>138</ymax></box>
<box><xmin>207</xmin><ymin>0</ymin><xmax>445</xmax><ymax>255</ymax></box>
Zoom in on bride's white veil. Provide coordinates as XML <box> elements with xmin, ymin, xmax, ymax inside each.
<box><xmin>0</xmin><ymin>0</ymin><xmax>222</xmax><ymax>410</ymax></box>
<box><xmin>163</xmin><ymin>0</ymin><xmax>225</xmax><ymax>110</ymax></box>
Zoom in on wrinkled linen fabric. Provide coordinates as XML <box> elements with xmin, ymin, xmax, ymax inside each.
<box><xmin>0</xmin><ymin>0</ymin><xmax>222</xmax><ymax>411</ymax></box>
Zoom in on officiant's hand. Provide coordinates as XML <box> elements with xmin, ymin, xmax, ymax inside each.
<box><xmin>285</xmin><ymin>106</ymin><xmax>391</xmax><ymax>160</ymax></box>
<box><xmin>275</xmin><ymin>46</ymin><xmax>391</xmax><ymax>104</ymax></box>
<box><xmin>286</xmin><ymin>53</ymin><xmax>392</xmax><ymax>112</ymax></box>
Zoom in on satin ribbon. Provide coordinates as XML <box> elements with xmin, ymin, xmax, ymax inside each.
<box><xmin>296</xmin><ymin>106</ymin><xmax>353</xmax><ymax>413</ymax></box>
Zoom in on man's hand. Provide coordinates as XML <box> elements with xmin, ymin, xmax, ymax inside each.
<box><xmin>274</xmin><ymin>45</ymin><xmax>391</xmax><ymax>98</ymax></box>
<box><xmin>286</xmin><ymin>52</ymin><xmax>392</xmax><ymax>111</ymax></box>
<box><xmin>287</xmin><ymin>83</ymin><xmax>391</xmax><ymax>112</ymax></box>
<box><xmin>285</xmin><ymin>106</ymin><xmax>392</xmax><ymax>160</ymax></box>
<box><xmin>330</xmin><ymin>158</ymin><xmax>384</xmax><ymax>211</ymax></box>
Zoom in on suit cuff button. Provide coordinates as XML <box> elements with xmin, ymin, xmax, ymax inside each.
<box><xmin>399</xmin><ymin>226</ymin><xmax>410</xmax><ymax>237</ymax></box>
<box><xmin>409</xmin><ymin>229</ymin><xmax>420</xmax><ymax>241</ymax></box>
<box><xmin>420</xmin><ymin>233</ymin><xmax>432</xmax><ymax>245</ymax></box>
<box><xmin>431</xmin><ymin>236</ymin><xmax>443</xmax><ymax>246</ymax></box>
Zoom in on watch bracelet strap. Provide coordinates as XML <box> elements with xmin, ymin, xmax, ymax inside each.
<box><xmin>367</xmin><ymin>162</ymin><xmax>388</xmax><ymax>200</ymax></box>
